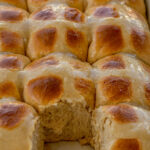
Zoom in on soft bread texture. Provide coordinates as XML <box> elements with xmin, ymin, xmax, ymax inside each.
<box><xmin>92</xmin><ymin>53</ymin><xmax>150</xmax><ymax>109</ymax></box>
<box><xmin>0</xmin><ymin>0</ymin><xmax>27</xmax><ymax>10</ymax></box>
<box><xmin>92</xmin><ymin>104</ymin><xmax>150</xmax><ymax>150</ymax></box>
<box><xmin>27</xmin><ymin>0</ymin><xmax>85</xmax><ymax>12</ymax></box>
<box><xmin>0</xmin><ymin>100</ymin><xmax>44</xmax><ymax>150</ymax></box>
<box><xmin>87</xmin><ymin>3</ymin><xmax>150</xmax><ymax>64</ymax></box>
<box><xmin>22</xmin><ymin>53</ymin><xmax>95</xmax><ymax>142</ymax></box>
<box><xmin>86</xmin><ymin>0</ymin><xmax>146</xmax><ymax>16</ymax></box>
<box><xmin>0</xmin><ymin>53</ymin><xmax>30</xmax><ymax>101</ymax></box>
<box><xmin>27</xmin><ymin>4</ymin><xmax>89</xmax><ymax>61</ymax></box>
<box><xmin>43</xmin><ymin>102</ymin><xmax>92</xmax><ymax>142</ymax></box>
<box><xmin>0</xmin><ymin>6</ymin><xmax>29</xmax><ymax>55</ymax></box>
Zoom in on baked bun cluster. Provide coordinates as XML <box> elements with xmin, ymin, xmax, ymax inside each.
<box><xmin>91</xmin><ymin>53</ymin><xmax>150</xmax><ymax>150</ymax></box>
<box><xmin>0</xmin><ymin>0</ymin><xmax>149</xmax><ymax>150</ymax></box>
<box><xmin>92</xmin><ymin>53</ymin><xmax>150</xmax><ymax>109</ymax></box>
<box><xmin>92</xmin><ymin>104</ymin><xmax>150</xmax><ymax>150</ymax></box>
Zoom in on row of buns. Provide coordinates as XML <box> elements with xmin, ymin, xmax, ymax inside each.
<box><xmin>0</xmin><ymin>0</ymin><xmax>146</xmax><ymax>15</ymax></box>
<box><xmin>0</xmin><ymin>52</ymin><xmax>150</xmax><ymax>111</ymax></box>
<box><xmin>0</xmin><ymin>0</ymin><xmax>150</xmax><ymax>150</ymax></box>
<box><xmin>0</xmin><ymin>2</ymin><xmax>149</xmax><ymax>65</ymax></box>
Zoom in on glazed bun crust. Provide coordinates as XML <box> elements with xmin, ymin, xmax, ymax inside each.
<box><xmin>27</xmin><ymin>0</ymin><xmax>84</xmax><ymax>12</ymax></box>
<box><xmin>0</xmin><ymin>53</ymin><xmax>30</xmax><ymax>70</ymax></box>
<box><xmin>86</xmin><ymin>0</ymin><xmax>146</xmax><ymax>16</ymax></box>
<box><xmin>0</xmin><ymin>0</ymin><xmax>27</xmax><ymax>10</ymax></box>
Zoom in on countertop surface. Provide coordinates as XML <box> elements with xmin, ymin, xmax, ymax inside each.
<box><xmin>45</xmin><ymin>142</ymin><xmax>94</xmax><ymax>150</ymax></box>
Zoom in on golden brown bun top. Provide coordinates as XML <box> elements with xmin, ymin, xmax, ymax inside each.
<box><xmin>25</xmin><ymin>53</ymin><xmax>90</xmax><ymax>71</ymax></box>
<box><xmin>27</xmin><ymin>0</ymin><xmax>85</xmax><ymax>13</ymax></box>
<box><xmin>104</xmin><ymin>104</ymin><xmax>138</xmax><ymax>123</ymax></box>
<box><xmin>86</xmin><ymin>0</ymin><xmax>146</xmax><ymax>16</ymax></box>
<box><xmin>92</xmin><ymin>53</ymin><xmax>150</xmax><ymax>109</ymax></box>
<box><xmin>30</xmin><ymin>4</ymin><xmax>85</xmax><ymax>23</ymax></box>
<box><xmin>86</xmin><ymin>3</ymin><xmax>147</xmax><ymax>25</ymax></box>
<box><xmin>111</xmin><ymin>138</ymin><xmax>141</xmax><ymax>150</ymax></box>
<box><xmin>0</xmin><ymin>0</ymin><xmax>27</xmax><ymax>10</ymax></box>
<box><xmin>23</xmin><ymin>53</ymin><xmax>95</xmax><ymax>111</ymax></box>
<box><xmin>0</xmin><ymin>53</ymin><xmax>30</xmax><ymax>70</ymax></box>
<box><xmin>0</xmin><ymin>100</ymin><xmax>37</xmax><ymax>130</ymax></box>
<box><xmin>97</xmin><ymin>103</ymin><xmax>150</xmax><ymax>125</ymax></box>
<box><xmin>0</xmin><ymin>5</ymin><xmax>28</xmax><ymax>22</ymax></box>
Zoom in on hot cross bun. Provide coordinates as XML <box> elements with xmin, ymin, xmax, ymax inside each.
<box><xmin>27</xmin><ymin>4</ymin><xmax>89</xmax><ymax>61</ymax></box>
<box><xmin>87</xmin><ymin>4</ymin><xmax>150</xmax><ymax>64</ymax></box>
